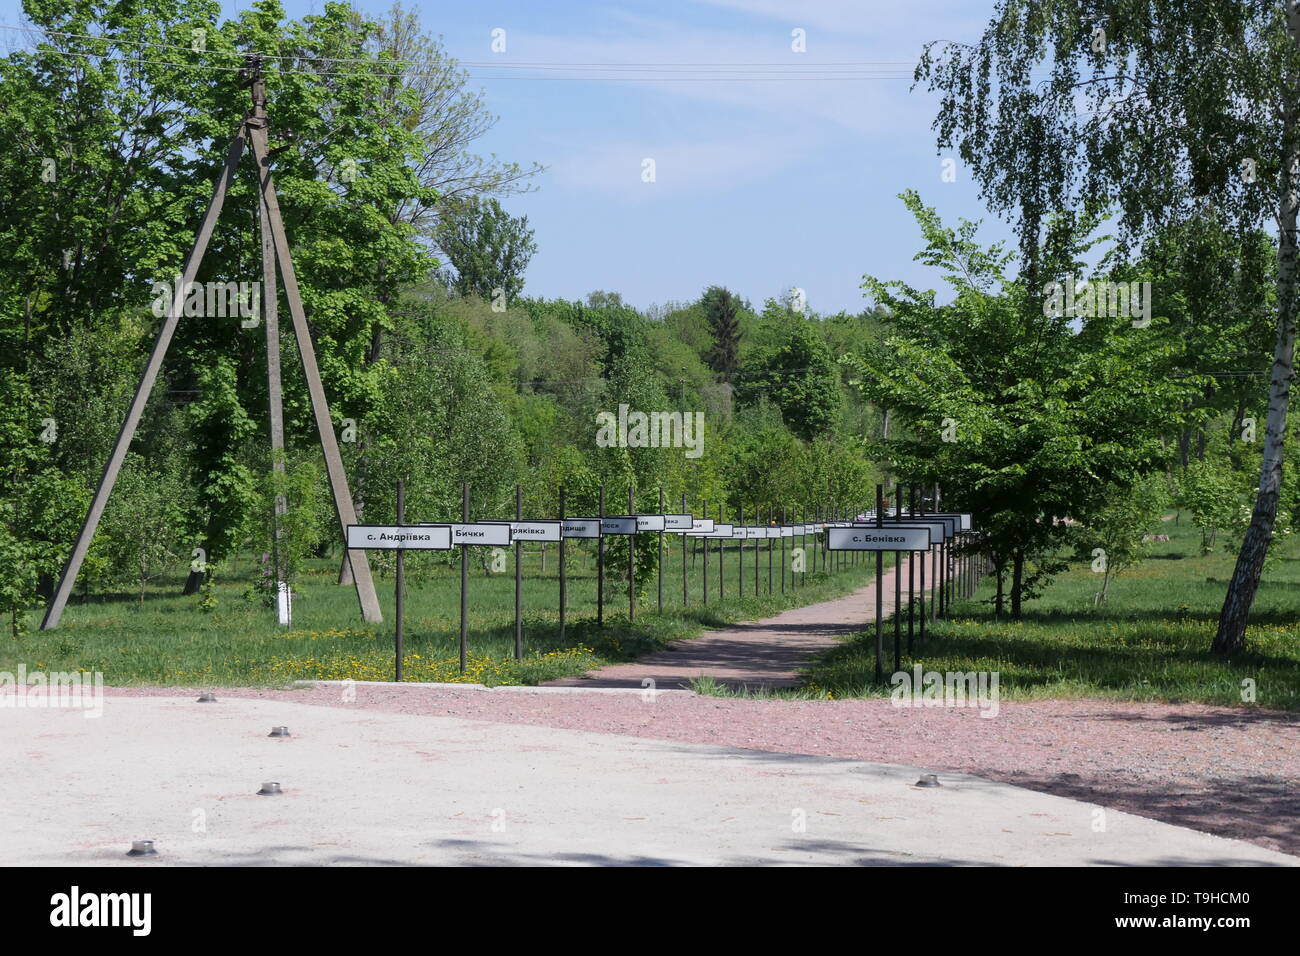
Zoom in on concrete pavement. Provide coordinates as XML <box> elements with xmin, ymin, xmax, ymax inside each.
<box><xmin>2</xmin><ymin>695</ymin><xmax>1292</xmax><ymax>866</ymax></box>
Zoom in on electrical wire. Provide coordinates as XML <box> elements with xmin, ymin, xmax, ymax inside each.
<box><xmin>0</xmin><ymin>22</ymin><xmax>922</xmax><ymax>81</ymax></box>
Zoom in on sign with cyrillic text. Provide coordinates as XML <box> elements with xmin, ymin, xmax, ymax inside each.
<box><xmin>347</xmin><ymin>525</ymin><xmax>452</xmax><ymax>550</ymax></box>
<box><xmin>448</xmin><ymin>523</ymin><xmax>512</xmax><ymax>546</ymax></box>
<box><xmin>481</xmin><ymin>520</ymin><xmax>562</xmax><ymax>542</ymax></box>
<box><xmin>561</xmin><ymin>518</ymin><xmax>601</xmax><ymax>538</ymax></box>
<box><xmin>827</xmin><ymin>526</ymin><xmax>931</xmax><ymax>552</ymax></box>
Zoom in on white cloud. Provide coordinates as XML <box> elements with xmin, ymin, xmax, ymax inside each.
<box><xmin>549</xmin><ymin>134</ymin><xmax>808</xmax><ymax>197</ymax></box>
<box><xmin>689</xmin><ymin>0</ymin><xmax>885</xmax><ymax>35</ymax></box>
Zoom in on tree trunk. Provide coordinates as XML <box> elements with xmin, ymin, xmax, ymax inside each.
<box><xmin>1214</xmin><ymin>93</ymin><xmax>1300</xmax><ymax>654</ymax></box>
<box><xmin>993</xmin><ymin>554</ymin><xmax>1005</xmax><ymax>618</ymax></box>
<box><xmin>1010</xmin><ymin>549</ymin><xmax>1024</xmax><ymax>619</ymax></box>
<box><xmin>182</xmin><ymin>568</ymin><xmax>205</xmax><ymax>595</ymax></box>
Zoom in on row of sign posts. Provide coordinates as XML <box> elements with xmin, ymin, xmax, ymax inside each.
<box><xmin>824</xmin><ymin>484</ymin><xmax>981</xmax><ymax>682</ymax></box>
<box><xmin>346</xmin><ymin>482</ymin><xmax>982</xmax><ymax>681</ymax></box>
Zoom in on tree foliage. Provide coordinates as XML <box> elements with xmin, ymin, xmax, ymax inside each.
<box><xmin>847</xmin><ymin>191</ymin><xmax>1196</xmax><ymax>616</ymax></box>
<box><xmin>916</xmin><ymin>0</ymin><xmax>1299</xmax><ymax>651</ymax></box>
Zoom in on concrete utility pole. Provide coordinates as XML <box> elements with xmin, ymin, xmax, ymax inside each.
<box><xmin>41</xmin><ymin>55</ymin><xmax>382</xmax><ymax>629</ymax></box>
<box><xmin>253</xmin><ymin>61</ymin><xmax>290</xmax><ymax>626</ymax></box>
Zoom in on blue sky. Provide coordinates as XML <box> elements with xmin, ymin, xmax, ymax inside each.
<box><xmin>2</xmin><ymin>0</ymin><xmax>1018</xmax><ymax>314</ymax></box>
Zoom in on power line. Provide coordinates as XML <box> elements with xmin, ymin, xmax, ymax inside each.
<box><xmin>0</xmin><ymin>22</ymin><xmax>922</xmax><ymax>81</ymax></box>
<box><xmin>8</xmin><ymin>46</ymin><xmax>917</xmax><ymax>82</ymax></box>
<box><xmin>0</xmin><ymin>23</ymin><xmax>919</xmax><ymax>69</ymax></box>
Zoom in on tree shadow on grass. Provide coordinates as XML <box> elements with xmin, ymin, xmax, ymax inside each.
<box><xmin>812</xmin><ymin>626</ymin><xmax>1300</xmax><ymax>710</ymax></box>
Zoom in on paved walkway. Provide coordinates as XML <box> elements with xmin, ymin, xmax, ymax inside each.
<box><xmin>5</xmin><ymin>696</ymin><xmax>1291</xmax><ymax>866</ymax></box>
<box><xmin>546</xmin><ymin>553</ymin><xmax>933</xmax><ymax>690</ymax></box>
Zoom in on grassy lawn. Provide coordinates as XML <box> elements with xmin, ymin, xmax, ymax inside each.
<box><xmin>803</xmin><ymin>517</ymin><xmax>1300</xmax><ymax>710</ymax></box>
<box><xmin>5</xmin><ymin>537</ymin><xmax>875</xmax><ymax>687</ymax></box>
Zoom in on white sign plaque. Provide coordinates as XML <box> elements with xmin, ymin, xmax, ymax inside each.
<box><xmin>827</xmin><ymin>526</ymin><xmax>931</xmax><ymax>552</ymax></box>
<box><xmin>347</xmin><ymin>525</ymin><xmax>452</xmax><ymax>550</ymax></box>
<box><xmin>560</xmin><ymin>518</ymin><xmax>601</xmax><ymax>539</ymax></box>
<box><xmin>448</xmin><ymin>523</ymin><xmax>512</xmax><ymax>546</ymax></box>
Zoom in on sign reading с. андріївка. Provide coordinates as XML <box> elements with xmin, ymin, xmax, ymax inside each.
<box><xmin>346</xmin><ymin>525</ymin><xmax>452</xmax><ymax>550</ymax></box>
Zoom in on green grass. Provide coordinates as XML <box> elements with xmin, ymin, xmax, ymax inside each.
<box><xmin>6</xmin><ymin>537</ymin><xmax>875</xmax><ymax>687</ymax></box>
<box><xmin>803</xmin><ymin>516</ymin><xmax>1300</xmax><ymax>710</ymax></box>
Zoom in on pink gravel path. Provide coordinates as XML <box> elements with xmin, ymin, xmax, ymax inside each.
<box><xmin>546</xmin><ymin>553</ymin><xmax>928</xmax><ymax>689</ymax></box>
<box><xmin>105</xmin><ymin>685</ymin><xmax>1300</xmax><ymax>857</ymax></box>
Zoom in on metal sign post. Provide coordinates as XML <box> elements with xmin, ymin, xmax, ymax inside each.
<box><xmin>919</xmin><ymin>490</ymin><xmax>928</xmax><ymax>644</ymax></box>
<box><xmin>781</xmin><ymin>507</ymin><xmax>787</xmax><ymax>594</ymax></box>
<box><xmin>598</xmin><ymin>484</ymin><xmax>605</xmax><ymax>627</ymax></box>
<box><xmin>395</xmin><ymin>481</ymin><xmax>405</xmax><ymax>680</ymax></box>
<box><xmin>875</xmin><ymin>486</ymin><xmax>883</xmax><ymax>681</ymax></box>
<box><xmin>658</xmin><ymin>488</ymin><xmax>665</xmax><ymax>613</ymax></box>
<box><xmin>907</xmin><ymin>485</ymin><xmax>916</xmax><ymax>655</ymax></box>
<box><xmin>460</xmin><ymin>483</ymin><xmax>469</xmax><ymax>672</ymax></box>
<box><xmin>515</xmin><ymin>484</ymin><xmax>523</xmax><ymax>660</ymax></box>
<box><xmin>628</xmin><ymin>484</ymin><xmax>636</xmax><ymax>623</ymax></box>
<box><xmin>815</xmin><ymin>505</ymin><xmax>821</xmax><ymax>574</ymax></box>
<box><xmin>440</xmin><ymin>512</ymin><xmax>515</xmax><ymax>672</ymax></box>
<box><xmin>345</xmin><ymin>519</ymin><xmax>453</xmax><ymax>682</ymax></box>
<box><xmin>893</xmin><ymin>488</ymin><xmax>902</xmax><ymax>674</ymax></box>
<box><xmin>680</xmin><ymin>494</ymin><xmax>690</xmax><ymax>606</ymax></box>
<box><xmin>759</xmin><ymin>512</ymin><xmax>769</xmax><ymax>595</ymax></box>
<box><xmin>790</xmin><ymin>509</ymin><xmax>800</xmax><ymax>590</ymax></box>
<box><xmin>717</xmin><ymin>503</ymin><xmax>724</xmax><ymax>601</ymax></box>
<box><xmin>699</xmin><ymin>497</ymin><xmax>707</xmax><ymax>606</ymax></box>
<box><xmin>559</xmin><ymin>486</ymin><xmax>567</xmax><ymax>642</ymax></box>
<box><xmin>828</xmin><ymin>514</ymin><xmax>933</xmax><ymax>683</ymax></box>
<box><xmin>738</xmin><ymin>505</ymin><xmax>744</xmax><ymax>597</ymax></box>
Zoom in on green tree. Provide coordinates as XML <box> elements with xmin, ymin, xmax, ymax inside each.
<box><xmin>1178</xmin><ymin>458</ymin><xmax>1246</xmax><ymax>554</ymax></box>
<box><xmin>916</xmin><ymin>0</ymin><xmax>1299</xmax><ymax>652</ymax></box>
<box><xmin>243</xmin><ymin>454</ymin><xmax>329</xmax><ymax>606</ymax></box>
<box><xmin>95</xmin><ymin>454</ymin><xmax>186</xmax><ymax>602</ymax></box>
<box><xmin>0</xmin><ymin>375</ymin><xmax>88</xmax><ymax>635</ymax></box>
<box><xmin>435</xmin><ymin>196</ymin><xmax>537</xmax><ymax>304</ymax></box>
<box><xmin>846</xmin><ymin>192</ymin><xmax>1196</xmax><ymax>617</ymax></box>
<box><xmin>701</xmin><ymin>286</ymin><xmax>744</xmax><ymax>383</ymax></box>
<box><xmin>737</xmin><ymin>320</ymin><xmax>840</xmax><ymax>440</ymax></box>
<box><xmin>1079</xmin><ymin>475</ymin><xmax>1169</xmax><ymax>604</ymax></box>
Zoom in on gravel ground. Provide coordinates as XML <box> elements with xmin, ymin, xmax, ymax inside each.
<box><xmin>105</xmin><ymin>684</ymin><xmax>1300</xmax><ymax>858</ymax></box>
